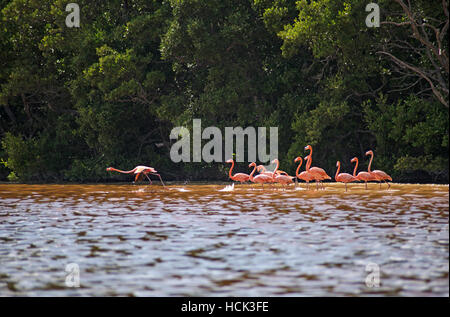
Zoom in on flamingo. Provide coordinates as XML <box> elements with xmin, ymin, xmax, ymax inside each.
<box><xmin>249</xmin><ymin>162</ymin><xmax>274</xmax><ymax>188</ymax></box>
<box><xmin>335</xmin><ymin>161</ymin><xmax>357</xmax><ymax>192</ymax></box>
<box><xmin>106</xmin><ymin>165</ymin><xmax>165</xmax><ymax>186</ymax></box>
<box><xmin>350</xmin><ymin>157</ymin><xmax>371</xmax><ymax>189</ymax></box>
<box><xmin>365</xmin><ymin>150</ymin><xmax>392</xmax><ymax>189</ymax></box>
<box><xmin>268</xmin><ymin>158</ymin><xmax>294</xmax><ymax>188</ymax></box>
<box><xmin>294</xmin><ymin>157</ymin><xmax>315</xmax><ymax>190</ymax></box>
<box><xmin>272</xmin><ymin>167</ymin><xmax>295</xmax><ymax>188</ymax></box>
<box><xmin>256</xmin><ymin>165</ymin><xmax>276</xmax><ymax>184</ymax></box>
<box><xmin>226</xmin><ymin>159</ymin><xmax>250</xmax><ymax>184</ymax></box>
<box><xmin>256</xmin><ymin>164</ymin><xmax>288</xmax><ymax>178</ymax></box>
<box><xmin>304</xmin><ymin>145</ymin><xmax>331</xmax><ymax>190</ymax></box>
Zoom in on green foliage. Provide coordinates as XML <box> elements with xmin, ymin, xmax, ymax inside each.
<box><xmin>0</xmin><ymin>0</ymin><xmax>448</xmax><ymax>183</ymax></box>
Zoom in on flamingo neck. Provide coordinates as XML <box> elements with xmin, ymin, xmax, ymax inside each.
<box><xmin>306</xmin><ymin>156</ymin><xmax>311</xmax><ymax>171</ymax></box>
<box><xmin>368</xmin><ymin>152</ymin><xmax>373</xmax><ymax>172</ymax></box>
<box><xmin>228</xmin><ymin>160</ymin><xmax>235</xmax><ymax>179</ymax></box>
<box><xmin>110</xmin><ymin>167</ymin><xmax>136</xmax><ymax>174</ymax></box>
<box><xmin>295</xmin><ymin>158</ymin><xmax>303</xmax><ymax>178</ymax></box>
<box><xmin>272</xmin><ymin>160</ymin><xmax>279</xmax><ymax>178</ymax></box>
<box><xmin>335</xmin><ymin>162</ymin><xmax>340</xmax><ymax>179</ymax></box>
<box><xmin>353</xmin><ymin>159</ymin><xmax>358</xmax><ymax>177</ymax></box>
<box><xmin>307</xmin><ymin>147</ymin><xmax>312</xmax><ymax>168</ymax></box>
<box><xmin>249</xmin><ymin>164</ymin><xmax>257</xmax><ymax>181</ymax></box>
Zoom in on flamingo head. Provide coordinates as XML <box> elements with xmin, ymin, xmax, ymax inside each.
<box><xmin>304</xmin><ymin>156</ymin><xmax>309</xmax><ymax>161</ymax></box>
<box><xmin>304</xmin><ymin>145</ymin><xmax>312</xmax><ymax>151</ymax></box>
<box><xmin>294</xmin><ymin>157</ymin><xmax>302</xmax><ymax>163</ymax></box>
<box><xmin>271</xmin><ymin>159</ymin><xmax>279</xmax><ymax>164</ymax></box>
<box><xmin>256</xmin><ymin>165</ymin><xmax>265</xmax><ymax>172</ymax></box>
<box><xmin>248</xmin><ymin>162</ymin><xmax>256</xmax><ymax>168</ymax></box>
<box><xmin>226</xmin><ymin>159</ymin><xmax>233</xmax><ymax>164</ymax></box>
<box><xmin>365</xmin><ymin>150</ymin><xmax>373</xmax><ymax>156</ymax></box>
<box><xmin>336</xmin><ymin>161</ymin><xmax>340</xmax><ymax>167</ymax></box>
<box><xmin>106</xmin><ymin>167</ymin><xmax>113</xmax><ymax>171</ymax></box>
<box><xmin>351</xmin><ymin>157</ymin><xmax>358</xmax><ymax>163</ymax></box>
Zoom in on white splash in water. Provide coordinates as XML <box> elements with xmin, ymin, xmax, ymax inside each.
<box><xmin>219</xmin><ymin>183</ymin><xmax>235</xmax><ymax>192</ymax></box>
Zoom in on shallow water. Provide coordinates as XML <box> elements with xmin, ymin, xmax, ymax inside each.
<box><xmin>0</xmin><ymin>183</ymin><xmax>448</xmax><ymax>296</ymax></box>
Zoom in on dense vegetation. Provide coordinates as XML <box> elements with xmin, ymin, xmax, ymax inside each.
<box><xmin>0</xmin><ymin>0</ymin><xmax>448</xmax><ymax>183</ymax></box>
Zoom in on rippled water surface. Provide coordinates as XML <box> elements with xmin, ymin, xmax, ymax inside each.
<box><xmin>0</xmin><ymin>183</ymin><xmax>448</xmax><ymax>296</ymax></box>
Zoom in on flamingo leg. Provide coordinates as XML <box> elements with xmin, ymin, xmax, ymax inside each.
<box><xmin>144</xmin><ymin>173</ymin><xmax>153</xmax><ymax>185</ymax></box>
<box><xmin>365</xmin><ymin>181</ymin><xmax>368</xmax><ymax>190</ymax></box>
<box><xmin>150</xmin><ymin>173</ymin><xmax>166</xmax><ymax>187</ymax></box>
<box><xmin>134</xmin><ymin>173</ymin><xmax>143</xmax><ymax>183</ymax></box>
<box><xmin>386</xmin><ymin>181</ymin><xmax>390</xmax><ymax>189</ymax></box>
<box><xmin>345</xmin><ymin>183</ymin><xmax>347</xmax><ymax>192</ymax></box>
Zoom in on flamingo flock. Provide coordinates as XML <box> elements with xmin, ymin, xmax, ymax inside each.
<box><xmin>105</xmin><ymin>145</ymin><xmax>392</xmax><ymax>191</ymax></box>
<box><xmin>226</xmin><ymin>145</ymin><xmax>391</xmax><ymax>191</ymax></box>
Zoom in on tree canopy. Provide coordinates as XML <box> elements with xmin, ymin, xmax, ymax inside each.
<box><xmin>0</xmin><ymin>0</ymin><xmax>448</xmax><ymax>183</ymax></box>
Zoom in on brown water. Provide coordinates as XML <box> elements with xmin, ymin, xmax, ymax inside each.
<box><xmin>0</xmin><ymin>183</ymin><xmax>448</xmax><ymax>296</ymax></box>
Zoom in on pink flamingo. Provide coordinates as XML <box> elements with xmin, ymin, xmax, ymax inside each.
<box><xmin>268</xmin><ymin>158</ymin><xmax>295</xmax><ymax>188</ymax></box>
<box><xmin>256</xmin><ymin>165</ymin><xmax>287</xmax><ymax>178</ymax></box>
<box><xmin>256</xmin><ymin>165</ymin><xmax>276</xmax><ymax>184</ymax></box>
<box><xmin>365</xmin><ymin>150</ymin><xmax>392</xmax><ymax>189</ymax></box>
<box><xmin>249</xmin><ymin>162</ymin><xmax>274</xmax><ymax>188</ymax></box>
<box><xmin>350</xmin><ymin>157</ymin><xmax>372</xmax><ymax>189</ymax></box>
<box><xmin>106</xmin><ymin>165</ymin><xmax>165</xmax><ymax>186</ymax></box>
<box><xmin>294</xmin><ymin>157</ymin><xmax>315</xmax><ymax>190</ymax></box>
<box><xmin>335</xmin><ymin>161</ymin><xmax>357</xmax><ymax>192</ymax></box>
<box><xmin>256</xmin><ymin>159</ymin><xmax>287</xmax><ymax>178</ymax></box>
<box><xmin>226</xmin><ymin>159</ymin><xmax>250</xmax><ymax>184</ymax></box>
<box><xmin>304</xmin><ymin>145</ymin><xmax>331</xmax><ymax>190</ymax></box>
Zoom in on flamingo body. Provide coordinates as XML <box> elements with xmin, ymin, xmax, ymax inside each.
<box><xmin>274</xmin><ymin>174</ymin><xmax>295</xmax><ymax>185</ymax></box>
<box><xmin>106</xmin><ymin>165</ymin><xmax>165</xmax><ymax>186</ymax></box>
<box><xmin>231</xmin><ymin>173</ymin><xmax>251</xmax><ymax>183</ymax></box>
<box><xmin>226</xmin><ymin>159</ymin><xmax>250</xmax><ymax>184</ymax></box>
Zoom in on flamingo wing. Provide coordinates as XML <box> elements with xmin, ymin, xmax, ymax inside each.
<box><xmin>310</xmin><ymin>167</ymin><xmax>331</xmax><ymax>180</ymax></box>
<box><xmin>356</xmin><ymin>171</ymin><xmax>372</xmax><ymax>181</ymax></box>
<box><xmin>336</xmin><ymin>173</ymin><xmax>357</xmax><ymax>183</ymax></box>
<box><xmin>232</xmin><ymin>173</ymin><xmax>250</xmax><ymax>182</ymax></box>
<box><xmin>373</xmin><ymin>170</ymin><xmax>392</xmax><ymax>181</ymax></box>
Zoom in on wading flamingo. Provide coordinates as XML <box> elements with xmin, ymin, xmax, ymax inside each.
<box><xmin>249</xmin><ymin>162</ymin><xmax>274</xmax><ymax>188</ymax></box>
<box><xmin>106</xmin><ymin>165</ymin><xmax>166</xmax><ymax>186</ymax></box>
<box><xmin>350</xmin><ymin>157</ymin><xmax>371</xmax><ymax>190</ymax></box>
<box><xmin>365</xmin><ymin>150</ymin><xmax>392</xmax><ymax>189</ymax></box>
<box><xmin>226</xmin><ymin>159</ymin><xmax>250</xmax><ymax>184</ymax></box>
<box><xmin>257</xmin><ymin>165</ymin><xmax>276</xmax><ymax>184</ymax></box>
<box><xmin>304</xmin><ymin>145</ymin><xmax>331</xmax><ymax>190</ymax></box>
<box><xmin>269</xmin><ymin>159</ymin><xmax>295</xmax><ymax>188</ymax></box>
<box><xmin>294</xmin><ymin>157</ymin><xmax>315</xmax><ymax>190</ymax></box>
<box><xmin>257</xmin><ymin>159</ymin><xmax>287</xmax><ymax>178</ymax></box>
<box><xmin>335</xmin><ymin>161</ymin><xmax>357</xmax><ymax>192</ymax></box>
<box><xmin>256</xmin><ymin>165</ymin><xmax>288</xmax><ymax>178</ymax></box>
